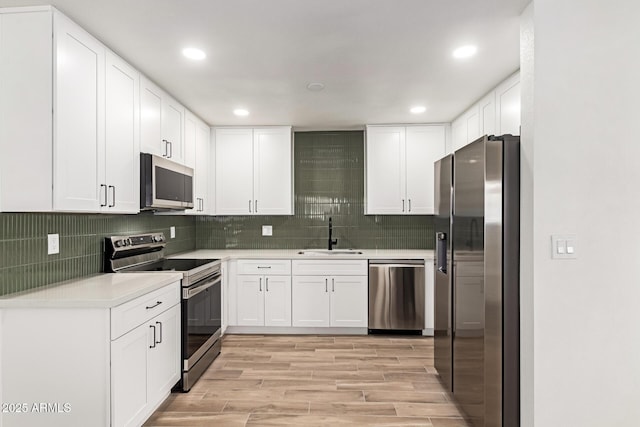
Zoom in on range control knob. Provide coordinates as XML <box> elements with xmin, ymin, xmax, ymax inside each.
<box><xmin>153</xmin><ymin>235</ymin><xmax>163</xmax><ymax>242</ymax></box>
<box><xmin>115</xmin><ymin>239</ymin><xmax>126</xmax><ymax>248</ymax></box>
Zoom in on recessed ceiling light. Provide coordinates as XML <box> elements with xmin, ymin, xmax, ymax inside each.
<box><xmin>410</xmin><ymin>106</ymin><xmax>427</xmax><ymax>114</ymax></box>
<box><xmin>452</xmin><ymin>45</ymin><xmax>477</xmax><ymax>59</ymax></box>
<box><xmin>182</xmin><ymin>47</ymin><xmax>206</xmax><ymax>60</ymax></box>
<box><xmin>307</xmin><ymin>82</ymin><xmax>325</xmax><ymax>92</ymax></box>
<box><xmin>233</xmin><ymin>108</ymin><xmax>249</xmax><ymax>117</ymax></box>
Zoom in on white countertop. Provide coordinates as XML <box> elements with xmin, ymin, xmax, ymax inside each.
<box><xmin>170</xmin><ymin>249</ymin><xmax>434</xmax><ymax>261</ymax></box>
<box><xmin>0</xmin><ymin>272</ymin><xmax>183</xmax><ymax>309</ymax></box>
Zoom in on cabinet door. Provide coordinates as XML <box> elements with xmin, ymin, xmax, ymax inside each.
<box><xmin>215</xmin><ymin>128</ymin><xmax>254</xmax><ymax>215</ymax></box>
<box><xmin>111</xmin><ymin>322</ymin><xmax>149</xmax><ymax>427</ymax></box>
<box><xmin>405</xmin><ymin>126</ymin><xmax>445</xmax><ymax>215</ymax></box>
<box><xmin>465</xmin><ymin>106</ymin><xmax>481</xmax><ymax>143</ymax></box>
<box><xmin>496</xmin><ymin>73</ymin><xmax>521</xmax><ymax>136</ymax></box>
<box><xmin>148</xmin><ymin>305</ymin><xmax>181</xmax><ymax>406</ymax></box>
<box><xmin>237</xmin><ymin>275</ymin><xmax>264</xmax><ymax>326</ymax></box>
<box><xmin>253</xmin><ymin>127</ymin><xmax>292</xmax><ymax>215</ymax></box>
<box><xmin>451</xmin><ymin>118</ymin><xmax>467</xmax><ymax>152</ymax></box>
<box><xmin>264</xmin><ymin>275</ymin><xmax>292</xmax><ymax>327</ymax></box>
<box><xmin>162</xmin><ymin>95</ymin><xmax>184</xmax><ymax>162</ymax></box>
<box><xmin>105</xmin><ymin>51</ymin><xmax>140</xmax><ymax>214</ymax></box>
<box><xmin>292</xmin><ymin>276</ymin><xmax>330</xmax><ymax>327</ymax></box>
<box><xmin>479</xmin><ymin>92</ymin><xmax>496</xmax><ymax>138</ymax></box>
<box><xmin>330</xmin><ymin>275</ymin><xmax>368</xmax><ymax>327</ymax></box>
<box><xmin>140</xmin><ymin>77</ymin><xmax>163</xmax><ymax>156</ymax></box>
<box><xmin>195</xmin><ymin>121</ymin><xmax>211</xmax><ymax>214</ymax></box>
<box><xmin>184</xmin><ymin>112</ymin><xmax>197</xmax><ymax>169</ymax></box>
<box><xmin>366</xmin><ymin>126</ymin><xmax>405</xmax><ymax>214</ymax></box>
<box><xmin>53</xmin><ymin>13</ymin><xmax>105</xmax><ymax>212</ymax></box>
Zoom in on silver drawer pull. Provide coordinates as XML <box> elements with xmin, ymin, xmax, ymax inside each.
<box><xmin>257</xmin><ymin>266</ymin><xmax>271</xmax><ymax>269</ymax></box>
<box><xmin>146</xmin><ymin>301</ymin><xmax>162</xmax><ymax>310</ymax></box>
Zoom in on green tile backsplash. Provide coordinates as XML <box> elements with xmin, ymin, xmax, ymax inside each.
<box><xmin>0</xmin><ymin>130</ymin><xmax>433</xmax><ymax>296</ymax></box>
<box><xmin>0</xmin><ymin>213</ymin><xmax>195</xmax><ymax>296</ymax></box>
<box><xmin>196</xmin><ymin>131</ymin><xmax>434</xmax><ymax>250</ymax></box>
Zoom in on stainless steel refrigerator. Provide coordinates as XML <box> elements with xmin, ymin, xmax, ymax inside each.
<box><xmin>434</xmin><ymin>135</ymin><xmax>520</xmax><ymax>427</ymax></box>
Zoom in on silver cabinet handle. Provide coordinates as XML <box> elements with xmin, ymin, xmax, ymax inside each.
<box><xmin>162</xmin><ymin>139</ymin><xmax>168</xmax><ymax>157</ymax></box>
<box><xmin>249</xmin><ymin>200</ymin><xmax>252</xmax><ymax>213</ymax></box>
<box><xmin>259</xmin><ymin>277</ymin><xmax>262</xmax><ymax>292</ymax></box>
<box><xmin>257</xmin><ymin>266</ymin><xmax>271</xmax><ymax>269</ymax></box>
<box><xmin>100</xmin><ymin>184</ymin><xmax>107</xmax><ymax>207</ymax></box>
<box><xmin>200</xmin><ymin>198</ymin><xmax>204</xmax><ymax>212</ymax></box>
<box><xmin>155</xmin><ymin>321</ymin><xmax>162</xmax><ymax>344</ymax></box>
<box><xmin>146</xmin><ymin>301</ymin><xmax>162</xmax><ymax>310</ymax></box>
<box><xmin>255</xmin><ymin>200</ymin><xmax>258</xmax><ymax>213</ymax></box>
<box><xmin>402</xmin><ymin>199</ymin><xmax>405</xmax><ymax>212</ymax></box>
<box><xmin>332</xmin><ymin>278</ymin><xmax>335</xmax><ymax>292</ymax></box>
<box><xmin>168</xmin><ymin>141</ymin><xmax>173</xmax><ymax>158</ymax></box>
<box><xmin>149</xmin><ymin>325</ymin><xmax>157</xmax><ymax>348</ymax></box>
<box><xmin>325</xmin><ymin>278</ymin><xmax>328</xmax><ymax>293</ymax></box>
<box><xmin>108</xmin><ymin>185</ymin><xmax>115</xmax><ymax>207</ymax></box>
<box><xmin>266</xmin><ymin>277</ymin><xmax>269</xmax><ymax>292</ymax></box>
<box><xmin>408</xmin><ymin>199</ymin><xmax>411</xmax><ymax>212</ymax></box>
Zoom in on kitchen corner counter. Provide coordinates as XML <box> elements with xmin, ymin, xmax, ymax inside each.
<box><xmin>0</xmin><ymin>272</ymin><xmax>183</xmax><ymax>308</ymax></box>
<box><xmin>170</xmin><ymin>249</ymin><xmax>434</xmax><ymax>261</ymax></box>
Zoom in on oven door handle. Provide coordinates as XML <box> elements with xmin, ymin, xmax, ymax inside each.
<box><xmin>183</xmin><ymin>274</ymin><xmax>221</xmax><ymax>299</ymax></box>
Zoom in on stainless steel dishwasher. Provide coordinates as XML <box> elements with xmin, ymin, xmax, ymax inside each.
<box><xmin>368</xmin><ymin>260</ymin><xmax>425</xmax><ymax>331</ymax></box>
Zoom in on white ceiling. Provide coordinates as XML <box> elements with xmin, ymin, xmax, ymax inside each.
<box><xmin>1</xmin><ymin>0</ymin><xmax>529</xmax><ymax>129</ymax></box>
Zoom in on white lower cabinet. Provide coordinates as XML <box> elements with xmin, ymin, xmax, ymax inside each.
<box><xmin>236</xmin><ymin>260</ymin><xmax>292</xmax><ymax>327</ymax></box>
<box><xmin>292</xmin><ymin>260</ymin><xmax>368</xmax><ymax>328</ymax></box>
<box><xmin>0</xmin><ymin>281</ymin><xmax>180</xmax><ymax>427</ymax></box>
<box><xmin>111</xmin><ymin>285</ymin><xmax>181</xmax><ymax>427</ymax></box>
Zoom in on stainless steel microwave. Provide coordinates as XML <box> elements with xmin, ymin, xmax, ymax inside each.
<box><xmin>140</xmin><ymin>153</ymin><xmax>194</xmax><ymax>210</ymax></box>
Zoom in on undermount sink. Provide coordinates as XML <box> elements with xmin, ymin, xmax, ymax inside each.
<box><xmin>298</xmin><ymin>249</ymin><xmax>364</xmax><ymax>255</ymax></box>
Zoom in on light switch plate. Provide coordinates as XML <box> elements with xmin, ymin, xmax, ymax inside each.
<box><xmin>170</xmin><ymin>226</ymin><xmax>176</xmax><ymax>239</ymax></box>
<box><xmin>47</xmin><ymin>233</ymin><xmax>59</xmax><ymax>255</ymax></box>
<box><xmin>262</xmin><ymin>225</ymin><xmax>273</xmax><ymax>236</ymax></box>
<box><xmin>551</xmin><ymin>234</ymin><xmax>577</xmax><ymax>259</ymax></box>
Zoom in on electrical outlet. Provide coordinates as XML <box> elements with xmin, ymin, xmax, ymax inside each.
<box><xmin>262</xmin><ymin>225</ymin><xmax>273</xmax><ymax>236</ymax></box>
<box><xmin>170</xmin><ymin>226</ymin><xmax>176</xmax><ymax>239</ymax></box>
<box><xmin>47</xmin><ymin>234</ymin><xmax>59</xmax><ymax>255</ymax></box>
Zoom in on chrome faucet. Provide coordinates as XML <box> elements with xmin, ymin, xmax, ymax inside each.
<box><xmin>328</xmin><ymin>217</ymin><xmax>338</xmax><ymax>250</ymax></box>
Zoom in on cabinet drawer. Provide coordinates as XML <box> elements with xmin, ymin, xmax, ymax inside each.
<box><xmin>237</xmin><ymin>259</ymin><xmax>291</xmax><ymax>275</ymax></box>
<box><xmin>292</xmin><ymin>260</ymin><xmax>368</xmax><ymax>276</ymax></box>
<box><xmin>111</xmin><ymin>282</ymin><xmax>180</xmax><ymax>340</ymax></box>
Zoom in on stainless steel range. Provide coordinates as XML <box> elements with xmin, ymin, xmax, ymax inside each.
<box><xmin>105</xmin><ymin>233</ymin><xmax>221</xmax><ymax>391</ymax></box>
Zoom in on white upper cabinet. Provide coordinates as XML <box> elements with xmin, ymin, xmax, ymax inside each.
<box><xmin>215</xmin><ymin>126</ymin><xmax>292</xmax><ymax>215</ymax></box>
<box><xmin>405</xmin><ymin>126</ymin><xmax>446</xmax><ymax>214</ymax></box>
<box><xmin>104</xmin><ymin>51</ymin><xmax>140</xmax><ymax>214</ymax></box>
<box><xmin>451</xmin><ymin>71</ymin><xmax>520</xmax><ymax>152</ymax></box>
<box><xmin>366</xmin><ymin>125</ymin><xmax>446</xmax><ymax>215</ymax></box>
<box><xmin>53</xmin><ymin>12</ymin><xmax>105</xmax><ymax>212</ymax></box>
<box><xmin>215</xmin><ymin>128</ymin><xmax>254</xmax><ymax>215</ymax></box>
<box><xmin>495</xmin><ymin>72</ymin><xmax>521</xmax><ymax>136</ymax></box>
<box><xmin>140</xmin><ymin>76</ymin><xmax>184</xmax><ymax>163</ymax></box>
<box><xmin>184</xmin><ymin>112</ymin><xmax>212</xmax><ymax>215</ymax></box>
<box><xmin>0</xmin><ymin>8</ymin><xmax>140</xmax><ymax>213</ymax></box>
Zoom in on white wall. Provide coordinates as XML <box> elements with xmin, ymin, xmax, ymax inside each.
<box><xmin>522</xmin><ymin>1</ymin><xmax>640</xmax><ymax>426</ymax></box>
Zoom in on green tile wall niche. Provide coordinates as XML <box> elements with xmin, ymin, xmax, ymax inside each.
<box><xmin>0</xmin><ymin>213</ymin><xmax>195</xmax><ymax>296</ymax></box>
<box><xmin>196</xmin><ymin>131</ymin><xmax>434</xmax><ymax>250</ymax></box>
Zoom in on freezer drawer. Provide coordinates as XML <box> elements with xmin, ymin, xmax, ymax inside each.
<box><xmin>368</xmin><ymin>261</ymin><xmax>425</xmax><ymax>330</ymax></box>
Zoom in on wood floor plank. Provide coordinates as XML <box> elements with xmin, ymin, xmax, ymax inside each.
<box><xmin>309</xmin><ymin>401</ymin><xmax>397</xmax><ymax>415</ymax></box>
<box><xmin>336</xmin><ymin>380</ymin><xmax>417</xmax><ymax>391</ymax></box>
<box><xmin>144</xmin><ymin>412</ymin><xmax>249</xmax><ymax>426</ymax></box>
<box><xmin>189</xmin><ymin>379</ymin><xmax>263</xmax><ymax>393</ymax></box>
<box><xmin>395</xmin><ymin>402</ymin><xmax>466</xmax><ymax>417</ymax></box>
<box><xmin>203</xmin><ymin>389</ymin><xmax>287</xmax><ymax>401</ymax></box>
<box><xmin>312</xmin><ymin>370</ymin><xmax>385</xmax><ymax>381</ymax></box>
<box><xmin>290</xmin><ymin>361</ymin><xmax>358</xmax><ymax>371</ymax></box>
<box><xmin>260</xmin><ymin>379</ymin><xmax>338</xmax><ymax>391</ymax></box>
<box><xmin>429</xmin><ymin>417</ymin><xmax>472</xmax><ymax>427</ymax></box>
<box><xmin>283</xmin><ymin>390</ymin><xmax>365</xmax><ymax>402</ymax></box>
<box><xmin>222</xmin><ymin>400</ymin><xmax>310</xmax><ymax>414</ymax></box>
<box><xmin>365</xmin><ymin>391</ymin><xmax>448</xmax><ymax>403</ymax></box>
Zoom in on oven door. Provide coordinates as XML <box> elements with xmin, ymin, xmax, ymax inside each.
<box><xmin>182</xmin><ymin>272</ymin><xmax>221</xmax><ymax>371</ymax></box>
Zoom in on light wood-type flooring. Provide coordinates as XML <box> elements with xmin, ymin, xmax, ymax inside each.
<box><xmin>145</xmin><ymin>334</ymin><xmax>471</xmax><ymax>426</ymax></box>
